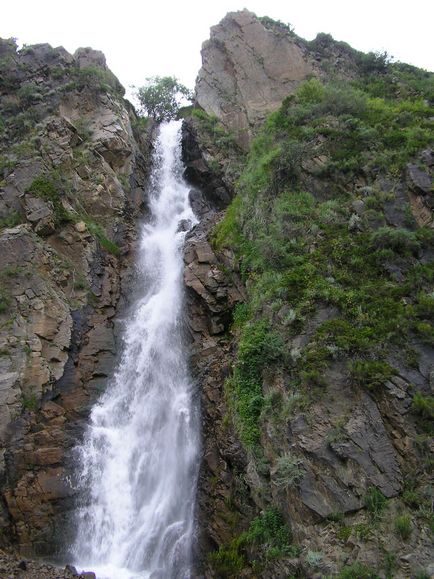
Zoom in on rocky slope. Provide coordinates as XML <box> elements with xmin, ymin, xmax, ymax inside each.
<box><xmin>0</xmin><ymin>38</ymin><xmax>153</xmax><ymax>558</ymax></box>
<box><xmin>184</xmin><ymin>10</ymin><xmax>434</xmax><ymax>579</ymax></box>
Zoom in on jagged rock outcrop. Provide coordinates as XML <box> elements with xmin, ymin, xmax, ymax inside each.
<box><xmin>0</xmin><ymin>38</ymin><xmax>153</xmax><ymax>555</ymax></box>
<box><xmin>196</xmin><ymin>10</ymin><xmax>315</xmax><ymax>148</ymax></box>
<box><xmin>195</xmin><ymin>10</ymin><xmax>393</xmax><ymax>150</ymax></box>
<box><xmin>183</xmin><ymin>216</ymin><xmax>254</xmax><ymax>558</ymax></box>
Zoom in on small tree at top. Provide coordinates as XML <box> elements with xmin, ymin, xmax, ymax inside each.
<box><xmin>136</xmin><ymin>76</ymin><xmax>192</xmax><ymax>122</ymax></box>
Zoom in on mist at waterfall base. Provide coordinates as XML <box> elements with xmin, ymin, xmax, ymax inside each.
<box><xmin>71</xmin><ymin>121</ymin><xmax>200</xmax><ymax>579</ymax></box>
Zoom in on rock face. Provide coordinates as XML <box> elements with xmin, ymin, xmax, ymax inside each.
<box><xmin>0</xmin><ymin>38</ymin><xmax>153</xmax><ymax>555</ymax></box>
<box><xmin>195</xmin><ymin>10</ymin><xmax>314</xmax><ymax>148</ymax></box>
<box><xmin>184</xmin><ymin>14</ymin><xmax>434</xmax><ymax>576</ymax></box>
<box><xmin>183</xmin><ymin>117</ymin><xmax>434</xmax><ymax>576</ymax></box>
<box><xmin>184</xmin><ymin>219</ymin><xmax>248</xmax><ymax>541</ymax></box>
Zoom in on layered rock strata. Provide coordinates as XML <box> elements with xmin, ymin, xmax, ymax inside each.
<box><xmin>0</xmin><ymin>38</ymin><xmax>152</xmax><ymax>555</ymax></box>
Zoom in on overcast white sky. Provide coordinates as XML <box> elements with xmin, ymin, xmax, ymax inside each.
<box><xmin>2</xmin><ymin>0</ymin><xmax>433</xmax><ymax>96</ymax></box>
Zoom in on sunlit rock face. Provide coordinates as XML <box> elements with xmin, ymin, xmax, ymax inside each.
<box><xmin>195</xmin><ymin>10</ymin><xmax>314</xmax><ymax>148</ymax></box>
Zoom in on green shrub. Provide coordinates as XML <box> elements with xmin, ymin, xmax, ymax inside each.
<box><xmin>337</xmin><ymin>526</ymin><xmax>352</xmax><ymax>541</ymax></box>
<box><xmin>208</xmin><ymin>508</ymin><xmax>294</xmax><ymax>575</ymax></box>
<box><xmin>414</xmin><ymin>321</ymin><xmax>434</xmax><ymax>345</ymax></box>
<box><xmin>415</xmin><ymin>291</ymin><xmax>434</xmax><ymax>319</ymax></box>
<box><xmin>355</xmin><ymin>523</ymin><xmax>373</xmax><ymax>540</ymax></box>
<box><xmin>273</xmin><ymin>454</ymin><xmax>304</xmax><ymax>487</ymax></box>
<box><xmin>1</xmin><ymin>265</ymin><xmax>22</xmax><ymax>278</ymax></box>
<box><xmin>306</xmin><ymin>550</ymin><xmax>323</xmax><ymax>567</ymax></box>
<box><xmin>72</xmin><ymin>66</ymin><xmax>124</xmax><ymax>96</ymax></box>
<box><xmin>231</xmin><ymin>303</ymin><xmax>250</xmax><ymax>328</ymax></box>
<box><xmin>412</xmin><ymin>392</ymin><xmax>434</xmax><ymax>419</ymax></box>
<box><xmin>26</xmin><ymin>175</ymin><xmax>58</xmax><ymax>201</ymax></box>
<box><xmin>22</xmin><ymin>392</ymin><xmax>38</xmax><ymax>411</ymax></box>
<box><xmin>384</xmin><ymin>552</ymin><xmax>397</xmax><ymax>579</ymax></box>
<box><xmin>337</xmin><ymin>562</ymin><xmax>379</xmax><ymax>579</ymax></box>
<box><xmin>357</xmin><ymin>51</ymin><xmax>390</xmax><ymax>74</ymax></box>
<box><xmin>350</xmin><ymin>359</ymin><xmax>396</xmax><ymax>389</ymax></box>
<box><xmin>0</xmin><ymin>212</ymin><xmax>23</xmax><ymax>229</ymax></box>
<box><xmin>402</xmin><ymin>487</ymin><xmax>421</xmax><ymax>509</ymax></box>
<box><xmin>371</xmin><ymin>227</ymin><xmax>420</xmax><ymax>255</ymax></box>
<box><xmin>26</xmin><ymin>175</ymin><xmax>71</xmax><ymax>226</ymax></box>
<box><xmin>83</xmin><ymin>219</ymin><xmax>120</xmax><ymax>256</ymax></box>
<box><xmin>213</xmin><ymin>195</ymin><xmax>242</xmax><ymax>249</ymax></box>
<box><xmin>295</xmin><ymin>78</ymin><xmax>325</xmax><ymax>104</ymax></box>
<box><xmin>259</xmin><ymin>16</ymin><xmax>294</xmax><ymax>35</ymax></box>
<box><xmin>365</xmin><ymin>487</ymin><xmax>387</xmax><ymax>520</ymax></box>
<box><xmin>243</xmin><ymin>508</ymin><xmax>292</xmax><ymax>554</ymax></box>
<box><xmin>73</xmin><ymin>117</ymin><xmax>92</xmax><ymax>141</ymax></box>
<box><xmin>394</xmin><ymin>514</ymin><xmax>412</xmax><ymax>540</ymax></box>
<box><xmin>0</xmin><ymin>287</ymin><xmax>10</xmax><ymax>314</ymax></box>
<box><xmin>318</xmin><ymin>84</ymin><xmax>367</xmax><ymax>117</ymax></box>
<box><xmin>17</xmin><ymin>82</ymin><xmax>44</xmax><ymax>105</ymax></box>
<box><xmin>226</xmin><ymin>320</ymin><xmax>284</xmax><ymax>450</ymax></box>
<box><xmin>411</xmin><ymin>392</ymin><xmax>434</xmax><ymax>434</ymax></box>
<box><xmin>208</xmin><ymin>546</ymin><xmax>245</xmax><ymax>576</ymax></box>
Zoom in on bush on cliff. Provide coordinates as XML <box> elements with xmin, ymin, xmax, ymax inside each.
<box><xmin>136</xmin><ymin>76</ymin><xmax>192</xmax><ymax>122</ymax></box>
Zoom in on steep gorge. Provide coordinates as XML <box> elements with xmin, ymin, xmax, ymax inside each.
<box><xmin>0</xmin><ymin>8</ymin><xmax>433</xmax><ymax>579</ymax></box>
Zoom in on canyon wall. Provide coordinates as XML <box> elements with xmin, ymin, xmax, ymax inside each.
<box><xmin>184</xmin><ymin>10</ymin><xmax>434</xmax><ymax>578</ymax></box>
<box><xmin>0</xmin><ymin>38</ymin><xmax>153</xmax><ymax>556</ymax></box>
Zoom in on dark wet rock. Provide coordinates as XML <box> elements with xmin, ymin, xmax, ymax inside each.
<box><xmin>182</xmin><ymin>119</ymin><xmax>233</xmax><ymax>215</ymax></box>
<box><xmin>407</xmin><ymin>163</ymin><xmax>432</xmax><ymax>195</ymax></box>
<box><xmin>0</xmin><ymin>548</ymin><xmax>80</xmax><ymax>578</ymax></box>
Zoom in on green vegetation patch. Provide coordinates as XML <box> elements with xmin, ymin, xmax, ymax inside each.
<box><xmin>0</xmin><ymin>287</ymin><xmax>11</xmax><ymax>314</ymax></box>
<box><xmin>225</xmin><ymin>319</ymin><xmax>284</xmax><ymax>450</ymax></box>
<box><xmin>337</xmin><ymin>562</ymin><xmax>379</xmax><ymax>579</ymax></box>
<box><xmin>25</xmin><ymin>174</ymin><xmax>72</xmax><ymax>227</ymax></box>
<box><xmin>0</xmin><ymin>212</ymin><xmax>23</xmax><ymax>230</ymax></box>
<box><xmin>71</xmin><ymin>66</ymin><xmax>125</xmax><ymax>97</ymax></box>
<box><xmin>365</xmin><ymin>487</ymin><xmax>388</xmax><ymax>521</ymax></box>
<box><xmin>83</xmin><ymin>218</ymin><xmax>120</xmax><ymax>256</ymax></box>
<box><xmin>394</xmin><ymin>513</ymin><xmax>412</xmax><ymax>540</ymax></box>
<box><xmin>214</xmin><ymin>72</ymin><xmax>434</xmax><ymax>461</ymax></box>
<box><xmin>209</xmin><ymin>507</ymin><xmax>297</xmax><ymax>576</ymax></box>
<box><xmin>350</xmin><ymin>360</ymin><xmax>397</xmax><ymax>389</ymax></box>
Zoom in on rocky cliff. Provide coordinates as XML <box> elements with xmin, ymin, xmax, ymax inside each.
<box><xmin>195</xmin><ymin>10</ymin><xmax>314</xmax><ymax>149</ymax></box>
<box><xmin>195</xmin><ymin>9</ymin><xmax>370</xmax><ymax>149</ymax></box>
<box><xmin>0</xmin><ymin>9</ymin><xmax>433</xmax><ymax>579</ymax></box>
<box><xmin>184</xmin><ymin>10</ymin><xmax>434</xmax><ymax>579</ymax></box>
<box><xmin>0</xmin><ymin>38</ymin><xmax>153</xmax><ymax>558</ymax></box>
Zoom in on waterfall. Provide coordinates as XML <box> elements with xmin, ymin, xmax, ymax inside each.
<box><xmin>72</xmin><ymin>121</ymin><xmax>200</xmax><ymax>579</ymax></box>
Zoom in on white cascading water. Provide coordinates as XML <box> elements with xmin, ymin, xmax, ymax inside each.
<box><xmin>72</xmin><ymin>121</ymin><xmax>200</xmax><ymax>579</ymax></box>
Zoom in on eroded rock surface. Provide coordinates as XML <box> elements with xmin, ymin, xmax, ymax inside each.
<box><xmin>196</xmin><ymin>10</ymin><xmax>315</xmax><ymax>148</ymax></box>
<box><xmin>0</xmin><ymin>38</ymin><xmax>153</xmax><ymax>555</ymax></box>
